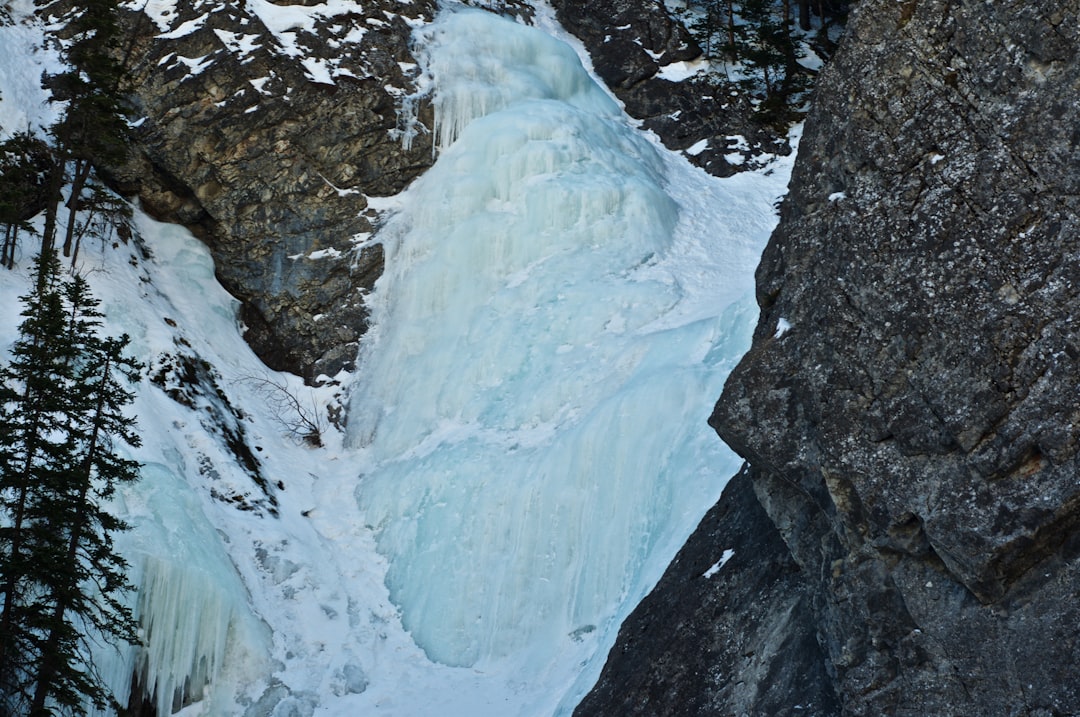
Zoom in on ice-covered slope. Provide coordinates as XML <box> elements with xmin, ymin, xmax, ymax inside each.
<box><xmin>0</xmin><ymin>3</ymin><xmax>794</xmax><ymax>715</ymax></box>
<box><xmin>349</xmin><ymin>6</ymin><xmax>770</xmax><ymax>674</ymax></box>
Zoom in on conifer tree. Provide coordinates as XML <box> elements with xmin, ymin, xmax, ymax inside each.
<box><xmin>0</xmin><ymin>131</ymin><xmax>48</xmax><ymax>270</ymax></box>
<box><xmin>0</xmin><ymin>250</ymin><xmax>142</xmax><ymax>715</ymax></box>
<box><xmin>39</xmin><ymin>0</ymin><xmax>131</xmax><ymax>260</ymax></box>
<box><xmin>0</xmin><ymin>250</ymin><xmax>78</xmax><ymax>714</ymax></box>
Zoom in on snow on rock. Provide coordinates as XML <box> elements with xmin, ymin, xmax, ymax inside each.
<box><xmin>702</xmin><ymin>549</ymin><xmax>735</xmax><ymax>578</ymax></box>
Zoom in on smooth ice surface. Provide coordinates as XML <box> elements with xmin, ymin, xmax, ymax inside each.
<box><xmin>346</xmin><ymin>8</ymin><xmax>782</xmax><ymax>693</ymax></box>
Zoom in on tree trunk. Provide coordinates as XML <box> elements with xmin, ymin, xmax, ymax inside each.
<box><xmin>61</xmin><ymin>160</ymin><xmax>92</xmax><ymax>260</ymax></box>
<box><xmin>726</xmin><ymin>0</ymin><xmax>736</xmax><ymax>60</ymax></box>
<box><xmin>799</xmin><ymin>0</ymin><xmax>812</xmax><ymax>30</ymax></box>
<box><xmin>1</xmin><ymin>223</ymin><xmax>11</xmax><ymax>269</ymax></box>
<box><xmin>39</xmin><ymin>159</ymin><xmax>65</xmax><ymax>255</ymax></box>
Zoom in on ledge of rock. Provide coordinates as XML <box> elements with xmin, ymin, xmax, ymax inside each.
<box><xmin>115</xmin><ymin>0</ymin><xmax>437</xmax><ymax>380</ymax></box>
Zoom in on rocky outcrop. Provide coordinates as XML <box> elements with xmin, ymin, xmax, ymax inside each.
<box><xmin>575</xmin><ymin>467</ymin><xmax>838</xmax><ymax>716</ymax></box>
<box><xmin>582</xmin><ymin>0</ymin><xmax>1080</xmax><ymax>714</ymax></box>
<box><xmin>547</xmin><ymin>0</ymin><xmax>791</xmax><ymax>175</ymax></box>
<box><xmin>114</xmin><ymin>0</ymin><xmax>437</xmax><ymax>380</ymax></box>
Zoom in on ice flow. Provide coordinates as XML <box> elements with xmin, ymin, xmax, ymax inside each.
<box><xmin>347</xmin><ymin>8</ymin><xmax>754</xmax><ymax>672</ymax></box>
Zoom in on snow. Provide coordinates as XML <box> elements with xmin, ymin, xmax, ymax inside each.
<box><xmin>0</xmin><ymin>5</ymin><xmax>797</xmax><ymax>717</ymax></box>
<box><xmin>775</xmin><ymin>317</ymin><xmax>792</xmax><ymax>337</ymax></box>
<box><xmin>703</xmin><ymin>549</ymin><xmax>735</xmax><ymax>578</ymax></box>
<box><xmin>656</xmin><ymin>58</ymin><xmax>708</xmax><ymax>82</ymax></box>
<box><xmin>213</xmin><ymin>29</ymin><xmax>263</xmax><ymax>59</ymax></box>
<box><xmin>0</xmin><ymin>3</ymin><xmax>62</xmax><ymax>137</ymax></box>
<box><xmin>123</xmin><ymin>0</ymin><xmax>181</xmax><ymax>33</ymax></box>
<box><xmin>246</xmin><ymin>0</ymin><xmax>368</xmax><ymax>59</ymax></box>
<box><xmin>686</xmin><ymin>138</ymin><xmax>709</xmax><ymax>156</ymax></box>
<box><xmin>171</xmin><ymin>54</ymin><xmax>216</xmax><ymax>76</ymax></box>
<box><xmin>248</xmin><ymin>76</ymin><xmax>271</xmax><ymax>94</ymax></box>
<box><xmin>156</xmin><ymin>13</ymin><xmax>210</xmax><ymax>40</ymax></box>
<box><xmin>300</xmin><ymin>57</ymin><xmax>334</xmax><ymax>84</ymax></box>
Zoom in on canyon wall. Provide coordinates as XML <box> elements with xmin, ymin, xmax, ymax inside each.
<box><xmin>580</xmin><ymin>1</ymin><xmax>1080</xmax><ymax>714</ymax></box>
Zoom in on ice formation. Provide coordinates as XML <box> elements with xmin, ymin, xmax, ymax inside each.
<box><xmin>89</xmin><ymin>464</ymin><xmax>269</xmax><ymax>717</ymax></box>
<box><xmin>0</xmin><ymin>4</ymin><xmax>794</xmax><ymax>714</ymax></box>
<box><xmin>347</xmin><ymin>9</ymin><xmax>755</xmax><ymax>672</ymax></box>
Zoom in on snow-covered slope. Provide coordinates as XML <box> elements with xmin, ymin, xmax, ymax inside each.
<box><xmin>0</xmin><ymin>3</ymin><xmax>795</xmax><ymax>715</ymax></box>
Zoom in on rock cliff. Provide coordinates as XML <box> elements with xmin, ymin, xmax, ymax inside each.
<box><xmin>113</xmin><ymin>0</ymin><xmax>437</xmax><ymax>380</ymax></box>
<box><xmin>548</xmin><ymin>0</ymin><xmax>791</xmax><ymax>175</ymax></box>
<box><xmin>580</xmin><ymin>0</ymin><xmax>1080</xmax><ymax>714</ymax></box>
<box><xmin>110</xmin><ymin>0</ymin><xmax>783</xmax><ymax>380</ymax></box>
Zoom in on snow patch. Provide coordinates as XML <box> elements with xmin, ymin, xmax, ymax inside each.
<box><xmin>156</xmin><ymin>13</ymin><xmax>210</xmax><ymax>40</ymax></box>
<box><xmin>703</xmin><ymin>549</ymin><xmax>735</xmax><ymax>578</ymax></box>
<box><xmin>686</xmin><ymin>138</ymin><xmax>709</xmax><ymax>156</ymax></box>
<box><xmin>656</xmin><ymin>58</ymin><xmax>707</xmax><ymax>82</ymax></box>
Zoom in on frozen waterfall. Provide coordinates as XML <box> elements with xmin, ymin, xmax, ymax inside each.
<box><xmin>346</xmin><ymin>6</ymin><xmax>772</xmax><ymax>684</ymax></box>
<box><xmin>0</xmin><ymin>2</ymin><xmax>796</xmax><ymax>714</ymax></box>
<box><xmin>90</xmin><ymin>463</ymin><xmax>270</xmax><ymax>717</ymax></box>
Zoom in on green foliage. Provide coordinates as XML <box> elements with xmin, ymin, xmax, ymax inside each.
<box><xmin>0</xmin><ymin>250</ymin><xmax>143</xmax><ymax>716</ymax></box>
<box><xmin>38</xmin><ymin>0</ymin><xmax>133</xmax><ymax>261</ymax></box>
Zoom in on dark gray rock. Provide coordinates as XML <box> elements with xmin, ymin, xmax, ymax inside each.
<box><xmin>547</xmin><ymin>0</ymin><xmax>791</xmax><ymax>175</ymax></box>
<box><xmin>575</xmin><ymin>466</ymin><xmax>839</xmax><ymax>717</ymax></box>
<box><xmin>115</xmin><ymin>0</ymin><xmax>436</xmax><ymax>380</ymax></box>
<box><xmin>582</xmin><ymin>0</ymin><xmax>1080</xmax><ymax>714</ymax></box>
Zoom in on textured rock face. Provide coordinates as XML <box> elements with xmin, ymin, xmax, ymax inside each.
<box><xmin>575</xmin><ymin>467</ymin><xmax>839</xmax><ymax>716</ymax></box>
<box><xmin>116</xmin><ymin>0</ymin><xmax>437</xmax><ymax>379</ymax></box>
<box><xmin>583</xmin><ymin>1</ymin><xmax>1080</xmax><ymax>714</ymax></box>
<box><xmin>548</xmin><ymin>0</ymin><xmax>791</xmax><ymax>175</ymax></box>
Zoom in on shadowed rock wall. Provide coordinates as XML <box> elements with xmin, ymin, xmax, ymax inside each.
<box><xmin>581</xmin><ymin>1</ymin><xmax>1080</xmax><ymax>714</ymax></box>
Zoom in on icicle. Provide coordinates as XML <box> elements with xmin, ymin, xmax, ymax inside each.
<box><xmin>133</xmin><ymin>556</ymin><xmax>237</xmax><ymax>715</ymax></box>
<box><xmin>88</xmin><ymin>463</ymin><xmax>270</xmax><ymax>716</ymax></box>
<box><xmin>425</xmin><ymin>10</ymin><xmax>620</xmax><ymax>150</ymax></box>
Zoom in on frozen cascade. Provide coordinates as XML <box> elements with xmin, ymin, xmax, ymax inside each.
<box><xmin>347</xmin><ymin>7</ymin><xmax>759</xmax><ymax>675</ymax></box>
<box><xmin>89</xmin><ymin>464</ymin><xmax>270</xmax><ymax>717</ymax></box>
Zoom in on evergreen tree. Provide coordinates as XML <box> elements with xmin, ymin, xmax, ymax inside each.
<box><xmin>680</xmin><ymin>0</ymin><xmax>823</xmax><ymax>125</ymax></box>
<box><xmin>0</xmin><ymin>251</ymin><xmax>143</xmax><ymax>715</ymax></box>
<box><xmin>39</xmin><ymin>0</ymin><xmax>131</xmax><ymax>260</ymax></box>
<box><xmin>0</xmin><ymin>131</ymin><xmax>49</xmax><ymax>270</ymax></box>
<box><xmin>0</xmin><ymin>250</ymin><xmax>79</xmax><ymax>714</ymax></box>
